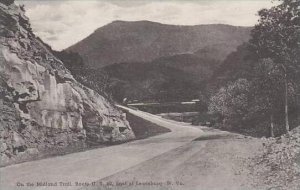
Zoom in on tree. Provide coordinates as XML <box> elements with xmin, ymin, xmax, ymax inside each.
<box><xmin>208</xmin><ymin>79</ymin><xmax>250</xmax><ymax>128</ymax></box>
<box><xmin>251</xmin><ymin>58</ymin><xmax>286</xmax><ymax>137</ymax></box>
<box><xmin>250</xmin><ymin>0</ymin><xmax>300</xmax><ymax>133</ymax></box>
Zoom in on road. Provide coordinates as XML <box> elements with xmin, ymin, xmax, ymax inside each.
<box><xmin>0</xmin><ymin>106</ymin><xmax>263</xmax><ymax>190</ymax></box>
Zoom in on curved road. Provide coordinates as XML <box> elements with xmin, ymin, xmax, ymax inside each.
<box><xmin>0</xmin><ymin>106</ymin><xmax>207</xmax><ymax>190</ymax></box>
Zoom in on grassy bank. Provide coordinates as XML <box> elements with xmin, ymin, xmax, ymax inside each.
<box><xmin>126</xmin><ymin>112</ymin><xmax>171</xmax><ymax>139</ymax></box>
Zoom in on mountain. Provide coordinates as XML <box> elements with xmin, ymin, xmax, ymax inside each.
<box><xmin>65</xmin><ymin>21</ymin><xmax>250</xmax><ymax>103</ymax></box>
<box><xmin>103</xmin><ymin>61</ymin><xmax>198</xmax><ymax>103</ymax></box>
<box><xmin>100</xmin><ymin>53</ymin><xmax>220</xmax><ymax>103</ymax></box>
<box><xmin>203</xmin><ymin>43</ymin><xmax>257</xmax><ymax>95</ymax></box>
<box><xmin>67</xmin><ymin>20</ymin><xmax>251</xmax><ymax>68</ymax></box>
<box><xmin>0</xmin><ymin>1</ymin><xmax>134</xmax><ymax>166</ymax></box>
<box><xmin>152</xmin><ymin>53</ymin><xmax>219</xmax><ymax>83</ymax></box>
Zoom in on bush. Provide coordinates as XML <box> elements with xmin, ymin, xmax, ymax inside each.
<box><xmin>208</xmin><ymin>79</ymin><xmax>250</xmax><ymax>128</ymax></box>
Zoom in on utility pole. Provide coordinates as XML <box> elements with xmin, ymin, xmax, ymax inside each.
<box><xmin>281</xmin><ymin>64</ymin><xmax>290</xmax><ymax>133</ymax></box>
<box><xmin>284</xmin><ymin>72</ymin><xmax>290</xmax><ymax>132</ymax></box>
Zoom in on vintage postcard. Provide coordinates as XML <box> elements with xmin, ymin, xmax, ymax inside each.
<box><xmin>0</xmin><ymin>0</ymin><xmax>299</xmax><ymax>189</ymax></box>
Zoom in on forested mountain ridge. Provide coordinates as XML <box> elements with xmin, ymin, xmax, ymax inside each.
<box><xmin>67</xmin><ymin>20</ymin><xmax>251</xmax><ymax>68</ymax></box>
<box><xmin>63</xmin><ymin>21</ymin><xmax>250</xmax><ymax>103</ymax></box>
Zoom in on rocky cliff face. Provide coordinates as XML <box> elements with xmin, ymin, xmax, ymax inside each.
<box><xmin>0</xmin><ymin>1</ymin><xmax>135</xmax><ymax>166</ymax></box>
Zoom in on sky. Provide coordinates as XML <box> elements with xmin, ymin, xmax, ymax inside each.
<box><xmin>16</xmin><ymin>0</ymin><xmax>276</xmax><ymax>50</ymax></box>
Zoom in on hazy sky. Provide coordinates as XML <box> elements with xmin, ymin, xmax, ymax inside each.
<box><xmin>16</xmin><ymin>0</ymin><xmax>275</xmax><ymax>50</ymax></box>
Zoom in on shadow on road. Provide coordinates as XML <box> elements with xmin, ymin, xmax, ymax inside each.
<box><xmin>193</xmin><ymin>134</ymin><xmax>235</xmax><ymax>141</ymax></box>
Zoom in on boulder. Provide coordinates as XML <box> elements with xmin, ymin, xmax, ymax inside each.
<box><xmin>12</xmin><ymin>132</ymin><xmax>25</xmax><ymax>148</ymax></box>
<box><xmin>25</xmin><ymin>148</ymin><xmax>38</xmax><ymax>155</ymax></box>
<box><xmin>0</xmin><ymin>153</ymin><xmax>10</xmax><ymax>165</ymax></box>
<box><xmin>0</xmin><ymin>141</ymin><xmax>7</xmax><ymax>152</ymax></box>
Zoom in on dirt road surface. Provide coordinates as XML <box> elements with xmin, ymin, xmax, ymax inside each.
<box><xmin>0</xmin><ymin>106</ymin><xmax>263</xmax><ymax>190</ymax></box>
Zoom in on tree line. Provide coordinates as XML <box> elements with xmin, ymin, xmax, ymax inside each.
<box><xmin>208</xmin><ymin>0</ymin><xmax>300</xmax><ymax>137</ymax></box>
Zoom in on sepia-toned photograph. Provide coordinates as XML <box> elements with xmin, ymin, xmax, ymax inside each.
<box><xmin>0</xmin><ymin>0</ymin><xmax>299</xmax><ymax>189</ymax></box>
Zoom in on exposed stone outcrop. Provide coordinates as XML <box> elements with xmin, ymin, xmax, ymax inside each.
<box><xmin>0</xmin><ymin>1</ymin><xmax>135</xmax><ymax>166</ymax></box>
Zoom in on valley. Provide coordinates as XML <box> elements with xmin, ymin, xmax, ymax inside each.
<box><xmin>0</xmin><ymin>0</ymin><xmax>299</xmax><ymax>190</ymax></box>
<box><xmin>62</xmin><ymin>21</ymin><xmax>251</xmax><ymax>103</ymax></box>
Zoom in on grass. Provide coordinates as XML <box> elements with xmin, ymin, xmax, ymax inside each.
<box><xmin>126</xmin><ymin>112</ymin><xmax>171</xmax><ymax>139</ymax></box>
